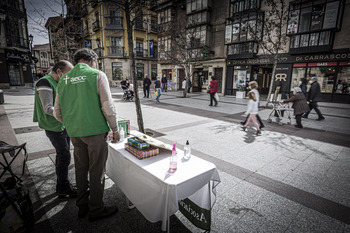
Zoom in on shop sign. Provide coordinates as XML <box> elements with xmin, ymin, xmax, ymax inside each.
<box><xmin>295</xmin><ymin>53</ymin><xmax>350</xmax><ymax>62</ymax></box>
<box><xmin>273</xmin><ymin>64</ymin><xmax>293</xmax><ymax>98</ymax></box>
<box><xmin>6</xmin><ymin>51</ymin><xmax>30</xmax><ymax>62</ymax></box>
<box><xmin>339</xmin><ymin>61</ymin><xmax>350</xmax><ymax>66</ymax></box>
<box><xmin>293</xmin><ymin>63</ymin><xmax>307</xmax><ymax>67</ymax></box>
<box><xmin>308</xmin><ymin>62</ymin><xmax>337</xmax><ymax>67</ymax></box>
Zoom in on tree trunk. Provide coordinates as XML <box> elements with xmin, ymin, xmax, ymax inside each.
<box><xmin>125</xmin><ymin>0</ymin><xmax>145</xmax><ymax>133</ymax></box>
<box><xmin>266</xmin><ymin>53</ymin><xmax>278</xmax><ymax>106</ymax></box>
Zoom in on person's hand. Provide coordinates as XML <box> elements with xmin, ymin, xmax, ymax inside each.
<box><xmin>309</xmin><ymin>100</ymin><xmax>313</xmax><ymax>102</ymax></box>
<box><xmin>112</xmin><ymin>131</ymin><xmax>121</xmax><ymax>143</ymax></box>
<box><xmin>280</xmin><ymin>100</ymin><xmax>284</xmax><ymax>103</ymax></box>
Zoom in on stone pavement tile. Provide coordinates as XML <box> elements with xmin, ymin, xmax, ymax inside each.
<box><xmin>233</xmin><ymin>210</ymin><xmax>286</xmax><ymax>233</ymax></box>
<box><xmin>250</xmin><ymin>191</ymin><xmax>302</xmax><ymax>229</ymax></box>
<box><xmin>283</xmin><ymin>170</ymin><xmax>324</xmax><ymax>194</ymax></box>
<box><xmin>222</xmin><ymin>179</ymin><xmax>270</xmax><ymax>209</ymax></box>
<box><xmin>295</xmin><ymin>153</ymin><xmax>337</xmax><ymax>176</ymax></box>
<box><xmin>285</xmin><ymin>207</ymin><xmax>345</xmax><ymax>233</ymax></box>
<box><xmin>5</xmin><ymin>109</ymin><xmax>37</xmax><ymax>129</ymax></box>
<box><xmin>345</xmin><ymin>224</ymin><xmax>350</xmax><ymax>233</ymax></box>
<box><xmin>258</xmin><ymin>156</ymin><xmax>301</xmax><ymax>181</ymax></box>
<box><xmin>15</xmin><ymin>131</ymin><xmax>53</xmax><ymax>154</ymax></box>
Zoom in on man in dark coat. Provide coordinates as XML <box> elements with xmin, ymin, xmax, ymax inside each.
<box><xmin>143</xmin><ymin>74</ymin><xmax>151</xmax><ymax>98</ymax></box>
<box><xmin>302</xmin><ymin>76</ymin><xmax>325</xmax><ymax>121</ymax></box>
<box><xmin>281</xmin><ymin>87</ymin><xmax>310</xmax><ymax>128</ymax></box>
<box><xmin>161</xmin><ymin>74</ymin><xmax>167</xmax><ymax>92</ymax></box>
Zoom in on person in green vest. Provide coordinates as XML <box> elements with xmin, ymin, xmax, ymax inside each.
<box><xmin>54</xmin><ymin>48</ymin><xmax>120</xmax><ymax>222</ymax></box>
<box><xmin>33</xmin><ymin>60</ymin><xmax>76</xmax><ymax>198</ymax></box>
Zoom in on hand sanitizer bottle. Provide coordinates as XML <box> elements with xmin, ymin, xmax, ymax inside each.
<box><xmin>169</xmin><ymin>142</ymin><xmax>177</xmax><ymax>172</ymax></box>
<box><xmin>184</xmin><ymin>140</ymin><xmax>191</xmax><ymax>159</ymax></box>
<box><xmin>119</xmin><ymin>127</ymin><xmax>125</xmax><ymax>142</ymax></box>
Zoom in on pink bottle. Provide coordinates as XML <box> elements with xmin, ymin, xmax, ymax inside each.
<box><xmin>169</xmin><ymin>142</ymin><xmax>177</xmax><ymax>172</ymax></box>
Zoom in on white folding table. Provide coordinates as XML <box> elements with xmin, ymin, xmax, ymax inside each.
<box><xmin>106</xmin><ymin>137</ymin><xmax>220</xmax><ymax>232</ymax></box>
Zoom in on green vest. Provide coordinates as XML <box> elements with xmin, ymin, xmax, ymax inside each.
<box><xmin>33</xmin><ymin>74</ymin><xmax>65</xmax><ymax>132</ymax></box>
<box><xmin>57</xmin><ymin>63</ymin><xmax>109</xmax><ymax>137</ymax></box>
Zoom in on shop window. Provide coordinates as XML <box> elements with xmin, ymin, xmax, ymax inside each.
<box><xmin>307</xmin><ymin>66</ymin><xmax>336</xmax><ymax>93</ymax></box>
<box><xmin>291</xmin><ymin>67</ymin><xmax>306</xmax><ymax>91</ymax></box>
<box><xmin>136</xmin><ymin>63</ymin><xmax>144</xmax><ymax>80</ymax></box>
<box><xmin>112</xmin><ymin>62</ymin><xmax>123</xmax><ymax>80</ymax></box>
<box><xmin>336</xmin><ymin>66</ymin><xmax>350</xmax><ymax>94</ymax></box>
<box><xmin>232</xmin><ymin>66</ymin><xmax>250</xmax><ymax>89</ymax></box>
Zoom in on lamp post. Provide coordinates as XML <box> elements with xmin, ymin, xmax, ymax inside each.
<box><xmin>28</xmin><ymin>34</ymin><xmax>36</xmax><ymax>81</ymax></box>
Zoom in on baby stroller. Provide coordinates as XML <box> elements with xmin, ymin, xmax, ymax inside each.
<box><xmin>121</xmin><ymin>84</ymin><xmax>134</xmax><ymax>101</ymax></box>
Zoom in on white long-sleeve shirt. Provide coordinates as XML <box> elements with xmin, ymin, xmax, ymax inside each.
<box><xmin>245</xmin><ymin>99</ymin><xmax>259</xmax><ymax>115</ymax></box>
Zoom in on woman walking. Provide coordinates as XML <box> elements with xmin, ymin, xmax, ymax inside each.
<box><xmin>209</xmin><ymin>76</ymin><xmax>218</xmax><ymax>106</ymax></box>
<box><xmin>281</xmin><ymin>87</ymin><xmax>309</xmax><ymax>128</ymax></box>
<box><xmin>242</xmin><ymin>91</ymin><xmax>261</xmax><ymax>135</ymax></box>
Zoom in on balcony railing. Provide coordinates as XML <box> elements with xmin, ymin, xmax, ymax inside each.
<box><xmin>82</xmin><ymin>28</ymin><xmax>89</xmax><ymax>37</ymax></box>
<box><xmin>92</xmin><ymin>21</ymin><xmax>102</xmax><ymax>31</ymax></box>
<box><xmin>107</xmin><ymin>46</ymin><xmax>124</xmax><ymax>56</ymax></box>
<box><xmin>105</xmin><ymin>16</ymin><xmax>123</xmax><ymax>30</ymax></box>
<box><xmin>6</xmin><ymin>36</ymin><xmax>28</xmax><ymax>48</ymax></box>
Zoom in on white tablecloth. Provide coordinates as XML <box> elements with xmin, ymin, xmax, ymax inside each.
<box><xmin>106</xmin><ymin>138</ymin><xmax>220</xmax><ymax>231</ymax></box>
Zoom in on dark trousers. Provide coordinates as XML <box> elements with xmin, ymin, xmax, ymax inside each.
<box><xmin>45</xmin><ymin>129</ymin><xmax>71</xmax><ymax>190</ymax></box>
<box><xmin>295</xmin><ymin>114</ymin><xmax>303</xmax><ymax>127</ymax></box>
<box><xmin>210</xmin><ymin>93</ymin><xmax>217</xmax><ymax>106</ymax></box>
<box><xmin>188</xmin><ymin>87</ymin><xmax>191</xmax><ymax>93</ymax></box>
<box><xmin>162</xmin><ymin>82</ymin><xmax>167</xmax><ymax>92</ymax></box>
<box><xmin>243</xmin><ymin>114</ymin><xmax>265</xmax><ymax>128</ymax></box>
<box><xmin>304</xmin><ymin>101</ymin><xmax>324</xmax><ymax>118</ymax></box>
<box><xmin>143</xmin><ymin>86</ymin><xmax>150</xmax><ymax>98</ymax></box>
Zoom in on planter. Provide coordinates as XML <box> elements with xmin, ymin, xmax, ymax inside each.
<box><xmin>236</xmin><ymin>91</ymin><xmax>245</xmax><ymax>99</ymax></box>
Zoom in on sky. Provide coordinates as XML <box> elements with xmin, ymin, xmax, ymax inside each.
<box><xmin>25</xmin><ymin>0</ymin><xmax>66</xmax><ymax>45</ymax></box>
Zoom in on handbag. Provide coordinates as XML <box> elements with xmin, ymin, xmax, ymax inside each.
<box><xmin>214</xmin><ymin>93</ymin><xmax>219</xmax><ymax>101</ymax></box>
<box><xmin>154</xmin><ymin>91</ymin><xmax>158</xmax><ymax>96</ymax></box>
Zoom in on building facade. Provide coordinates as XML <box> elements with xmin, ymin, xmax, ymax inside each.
<box><xmin>0</xmin><ymin>0</ymin><xmax>32</xmax><ymax>88</ymax></box>
<box><xmin>155</xmin><ymin>0</ymin><xmax>228</xmax><ymax>93</ymax></box>
<box><xmin>225</xmin><ymin>0</ymin><xmax>350</xmax><ymax>103</ymax></box>
<box><xmin>32</xmin><ymin>43</ymin><xmax>55</xmax><ymax>75</ymax></box>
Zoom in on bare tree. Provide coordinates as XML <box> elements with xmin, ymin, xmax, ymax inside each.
<box><xmin>256</xmin><ymin>0</ymin><xmax>290</xmax><ymax>104</ymax></box>
<box><xmin>111</xmin><ymin>0</ymin><xmax>156</xmax><ymax>133</ymax></box>
<box><xmin>158</xmin><ymin>14</ymin><xmax>213</xmax><ymax>98</ymax></box>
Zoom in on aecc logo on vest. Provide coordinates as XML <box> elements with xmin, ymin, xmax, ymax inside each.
<box><xmin>63</xmin><ymin>76</ymin><xmax>87</xmax><ymax>85</ymax></box>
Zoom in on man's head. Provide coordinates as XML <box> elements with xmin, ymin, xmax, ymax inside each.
<box><xmin>248</xmin><ymin>81</ymin><xmax>258</xmax><ymax>89</ymax></box>
<box><xmin>52</xmin><ymin>60</ymin><xmax>74</xmax><ymax>81</ymax></box>
<box><xmin>311</xmin><ymin>76</ymin><xmax>318</xmax><ymax>82</ymax></box>
<box><xmin>73</xmin><ymin>48</ymin><xmax>98</xmax><ymax>68</ymax></box>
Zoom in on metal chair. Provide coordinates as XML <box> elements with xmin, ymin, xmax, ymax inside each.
<box><xmin>0</xmin><ymin>141</ymin><xmax>28</xmax><ymax>183</ymax></box>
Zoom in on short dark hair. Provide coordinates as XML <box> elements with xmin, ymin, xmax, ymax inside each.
<box><xmin>52</xmin><ymin>60</ymin><xmax>72</xmax><ymax>73</ymax></box>
<box><xmin>211</xmin><ymin>76</ymin><xmax>216</xmax><ymax>80</ymax></box>
<box><xmin>73</xmin><ymin>48</ymin><xmax>98</xmax><ymax>65</ymax></box>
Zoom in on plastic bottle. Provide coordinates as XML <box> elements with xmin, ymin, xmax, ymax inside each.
<box><xmin>169</xmin><ymin>142</ymin><xmax>177</xmax><ymax>172</ymax></box>
<box><xmin>120</xmin><ymin>127</ymin><xmax>125</xmax><ymax>142</ymax></box>
<box><xmin>183</xmin><ymin>140</ymin><xmax>191</xmax><ymax>159</ymax></box>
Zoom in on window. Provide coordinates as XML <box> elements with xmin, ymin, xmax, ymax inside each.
<box><xmin>186</xmin><ymin>0</ymin><xmax>211</xmax><ymax>14</ymax></box>
<box><xmin>187</xmin><ymin>26</ymin><xmax>207</xmax><ymax>48</ymax></box>
<box><xmin>233</xmin><ymin>66</ymin><xmax>250</xmax><ymax>89</ymax></box>
<box><xmin>291</xmin><ymin>67</ymin><xmax>306</xmax><ymax>91</ymax></box>
<box><xmin>336</xmin><ymin>66</ymin><xmax>350</xmax><ymax>94</ymax></box>
<box><xmin>151</xmin><ymin>64</ymin><xmax>157</xmax><ymax>80</ymax></box>
<box><xmin>112</xmin><ymin>62</ymin><xmax>123</xmax><ymax>80</ymax></box>
<box><xmin>136</xmin><ymin>41</ymin><xmax>143</xmax><ymax>57</ymax></box>
<box><xmin>307</xmin><ymin>66</ymin><xmax>336</xmax><ymax>93</ymax></box>
<box><xmin>109</xmin><ymin>10</ymin><xmax>122</xmax><ymax>26</ymax></box>
<box><xmin>136</xmin><ymin>63</ymin><xmax>144</xmax><ymax>80</ymax></box>
<box><xmin>232</xmin><ymin>0</ymin><xmax>260</xmax><ymax>13</ymax></box>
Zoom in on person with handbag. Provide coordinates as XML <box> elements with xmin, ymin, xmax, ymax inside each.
<box><xmin>209</xmin><ymin>76</ymin><xmax>218</xmax><ymax>106</ymax></box>
<box><xmin>242</xmin><ymin>91</ymin><xmax>261</xmax><ymax>135</ymax></box>
<box><xmin>154</xmin><ymin>76</ymin><xmax>162</xmax><ymax>103</ymax></box>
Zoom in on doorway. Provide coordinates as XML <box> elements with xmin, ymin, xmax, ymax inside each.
<box><xmin>253</xmin><ymin>66</ymin><xmax>272</xmax><ymax>94</ymax></box>
<box><xmin>8</xmin><ymin>63</ymin><xmax>22</xmax><ymax>86</ymax></box>
<box><xmin>178</xmin><ymin>69</ymin><xmax>185</xmax><ymax>90</ymax></box>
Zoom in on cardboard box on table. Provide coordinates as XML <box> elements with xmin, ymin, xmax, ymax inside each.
<box><xmin>125</xmin><ymin>143</ymin><xmax>159</xmax><ymax>160</ymax></box>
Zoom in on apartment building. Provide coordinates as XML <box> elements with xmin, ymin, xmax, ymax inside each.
<box><xmin>0</xmin><ymin>0</ymin><xmax>32</xmax><ymax>88</ymax></box>
<box><xmin>225</xmin><ymin>0</ymin><xmax>350</xmax><ymax>103</ymax></box>
<box><xmin>32</xmin><ymin>43</ymin><xmax>55</xmax><ymax>75</ymax></box>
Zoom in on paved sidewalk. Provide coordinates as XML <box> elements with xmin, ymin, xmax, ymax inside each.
<box><xmin>1</xmin><ymin>87</ymin><xmax>350</xmax><ymax>233</ymax></box>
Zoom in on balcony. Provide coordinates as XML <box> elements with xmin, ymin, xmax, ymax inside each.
<box><xmin>150</xmin><ymin>24</ymin><xmax>158</xmax><ymax>33</ymax></box>
<box><xmin>93</xmin><ymin>47</ymin><xmax>104</xmax><ymax>57</ymax></box>
<box><xmin>92</xmin><ymin>21</ymin><xmax>102</xmax><ymax>31</ymax></box>
<box><xmin>82</xmin><ymin>28</ymin><xmax>89</xmax><ymax>37</ymax></box>
<box><xmin>227</xmin><ymin>42</ymin><xmax>257</xmax><ymax>60</ymax></box>
<box><xmin>6</xmin><ymin>36</ymin><xmax>28</xmax><ymax>48</ymax></box>
<box><xmin>105</xmin><ymin>16</ymin><xmax>123</xmax><ymax>30</ymax></box>
<box><xmin>107</xmin><ymin>46</ymin><xmax>124</xmax><ymax>57</ymax></box>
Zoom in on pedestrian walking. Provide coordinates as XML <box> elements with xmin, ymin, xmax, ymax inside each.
<box><xmin>299</xmin><ymin>78</ymin><xmax>307</xmax><ymax>98</ymax></box>
<box><xmin>54</xmin><ymin>48</ymin><xmax>120</xmax><ymax>221</ymax></box>
<box><xmin>281</xmin><ymin>87</ymin><xmax>310</xmax><ymax>128</ymax></box>
<box><xmin>161</xmin><ymin>74</ymin><xmax>167</xmax><ymax>92</ymax></box>
<box><xmin>302</xmin><ymin>76</ymin><xmax>325</xmax><ymax>121</ymax></box>
<box><xmin>242</xmin><ymin>91</ymin><xmax>261</xmax><ymax>135</ymax></box>
<box><xmin>182</xmin><ymin>78</ymin><xmax>187</xmax><ymax>96</ymax></box>
<box><xmin>240</xmin><ymin>81</ymin><xmax>265</xmax><ymax>129</ymax></box>
<box><xmin>33</xmin><ymin>60</ymin><xmax>76</xmax><ymax>198</ymax></box>
<box><xmin>154</xmin><ymin>76</ymin><xmax>162</xmax><ymax>103</ymax></box>
<box><xmin>187</xmin><ymin>79</ymin><xmax>192</xmax><ymax>93</ymax></box>
<box><xmin>143</xmin><ymin>74</ymin><xmax>151</xmax><ymax>98</ymax></box>
<box><xmin>209</xmin><ymin>76</ymin><xmax>218</xmax><ymax>106</ymax></box>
